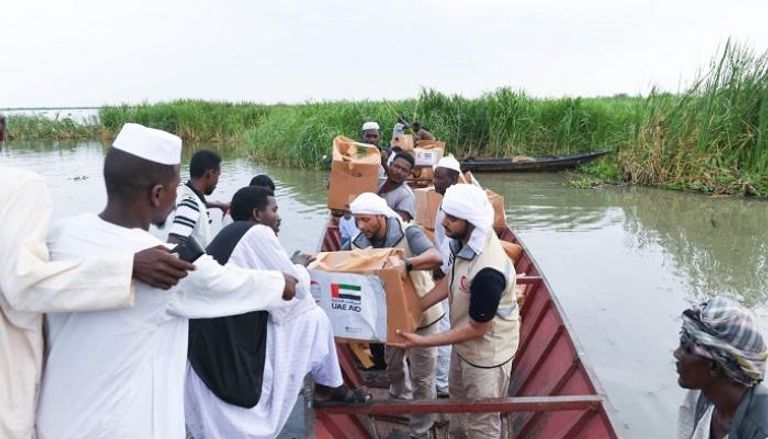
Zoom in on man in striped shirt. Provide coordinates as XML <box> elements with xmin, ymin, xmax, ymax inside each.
<box><xmin>167</xmin><ymin>150</ymin><xmax>226</xmax><ymax>247</ymax></box>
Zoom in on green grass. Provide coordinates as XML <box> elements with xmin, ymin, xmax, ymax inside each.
<box><xmin>6</xmin><ymin>41</ymin><xmax>768</xmax><ymax>196</ymax></box>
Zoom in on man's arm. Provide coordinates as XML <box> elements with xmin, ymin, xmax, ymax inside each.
<box><xmin>166</xmin><ymin>196</ymin><xmax>200</xmax><ymax>244</ymax></box>
<box><xmin>404</xmin><ymin>226</ymin><xmax>442</xmax><ymax>270</ymax></box>
<box><xmin>396</xmin><ymin>268</ymin><xmax>506</xmax><ymax>349</ymax></box>
<box><xmin>420</xmin><ymin>275</ymin><xmax>450</xmax><ymax>311</ymax></box>
<box><xmin>1</xmin><ymin>175</ymin><xmax>191</xmax><ymax>313</ymax></box>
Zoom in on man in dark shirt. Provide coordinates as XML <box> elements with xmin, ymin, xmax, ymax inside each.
<box><xmin>397</xmin><ymin>184</ymin><xmax>519</xmax><ymax>439</ymax></box>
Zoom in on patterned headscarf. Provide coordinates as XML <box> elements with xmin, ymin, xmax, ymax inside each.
<box><xmin>681</xmin><ymin>297</ymin><xmax>767</xmax><ymax>387</ymax></box>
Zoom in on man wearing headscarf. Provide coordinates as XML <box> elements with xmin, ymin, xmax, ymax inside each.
<box><xmin>346</xmin><ymin>192</ymin><xmax>444</xmax><ymax>439</ymax></box>
<box><xmin>675</xmin><ymin>297</ymin><xmax>767</xmax><ymax>439</ymax></box>
<box><xmin>397</xmin><ymin>184</ymin><xmax>520</xmax><ymax>439</ymax></box>
<box><xmin>431</xmin><ymin>154</ymin><xmax>462</xmax><ymax>398</ymax></box>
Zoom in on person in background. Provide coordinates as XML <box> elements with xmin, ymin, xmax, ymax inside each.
<box><xmin>392</xmin><ymin>115</ymin><xmax>409</xmax><ymax>144</ymax></box>
<box><xmin>397</xmin><ymin>184</ymin><xmax>520</xmax><ymax>439</ymax></box>
<box><xmin>411</xmin><ymin>122</ymin><xmax>436</xmax><ymax>142</ymax></box>
<box><xmin>674</xmin><ymin>297</ymin><xmax>767</xmax><ymax>439</ymax></box>
<box><xmin>430</xmin><ymin>154</ymin><xmax>462</xmax><ymax>398</ymax></box>
<box><xmin>167</xmin><ymin>149</ymin><xmax>226</xmax><ymax>247</ymax></box>
<box><xmin>250</xmin><ymin>174</ymin><xmax>276</xmax><ymax>192</ymax></box>
<box><xmin>0</xmin><ymin>125</ymin><xmax>194</xmax><ymax>439</ymax></box>
<box><xmin>378</xmin><ymin>152</ymin><xmax>416</xmax><ymax>222</ymax></box>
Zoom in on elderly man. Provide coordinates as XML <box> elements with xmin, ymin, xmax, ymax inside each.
<box><xmin>397</xmin><ymin>184</ymin><xmax>520</xmax><ymax>439</ymax></box>
<box><xmin>378</xmin><ymin>152</ymin><xmax>417</xmax><ymax>222</ymax></box>
<box><xmin>430</xmin><ymin>154</ymin><xmax>462</xmax><ymax>397</ymax></box>
<box><xmin>674</xmin><ymin>297</ymin><xmax>767</xmax><ymax>439</ymax></box>
<box><xmin>345</xmin><ymin>192</ymin><xmax>443</xmax><ymax>439</ymax></box>
<box><xmin>36</xmin><ymin>124</ymin><xmax>296</xmax><ymax>439</ymax></box>
<box><xmin>0</xmin><ymin>137</ymin><xmax>194</xmax><ymax>439</ymax></box>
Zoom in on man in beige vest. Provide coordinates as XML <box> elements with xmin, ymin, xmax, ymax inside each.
<box><xmin>345</xmin><ymin>192</ymin><xmax>444</xmax><ymax>439</ymax></box>
<box><xmin>397</xmin><ymin>184</ymin><xmax>520</xmax><ymax>439</ymax></box>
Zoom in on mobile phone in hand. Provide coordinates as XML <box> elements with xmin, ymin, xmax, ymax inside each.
<box><xmin>171</xmin><ymin>237</ymin><xmax>205</xmax><ymax>263</ymax></box>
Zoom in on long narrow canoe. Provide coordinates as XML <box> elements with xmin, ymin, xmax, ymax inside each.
<box><xmin>311</xmin><ymin>217</ymin><xmax>620</xmax><ymax>438</ymax></box>
<box><xmin>460</xmin><ymin>150</ymin><xmax>612</xmax><ymax>173</ymax></box>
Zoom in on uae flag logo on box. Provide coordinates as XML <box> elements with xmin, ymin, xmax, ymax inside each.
<box><xmin>331</xmin><ymin>283</ymin><xmax>362</xmax><ymax>301</ymax></box>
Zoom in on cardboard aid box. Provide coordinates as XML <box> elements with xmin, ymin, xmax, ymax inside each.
<box><xmin>412</xmin><ymin>141</ymin><xmax>445</xmax><ymax>167</ymax></box>
<box><xmin>485</xmin><ymin>188</ymin><xmax>507</xmax><ymax>228</ymax></box>
<box><xmin>414</xmin><ymin>186</ymin><xmax>443</xmax><ymax>230</ymax></box>
<box><xmin>327</xmin><ymin>136</ymin><xmax>381</xmax><ymax>211</ymax></box>
<box><xmin>308</xmin><ymin>248</ymin><xmax>421</xmax><ymax>344</ymax></box>
<box><xmin>391</xmin><ymin>134</ymin><xmax>414</xmax><ymax>151</ymax></box>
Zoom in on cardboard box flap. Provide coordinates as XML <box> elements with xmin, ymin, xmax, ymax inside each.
<box><xmin>332</xmin><ymin>136</ymin><xmax>381</xmax><ymax>165</ymax></box>
<box><xmin>416</xmin><ymin>140</ymin><xmax>446</xmax><ymax>150</ymax></box>
<box><xmin>310</xmin><ymin>248</ymin><xmax>404</xmax><ymax>272</ymax></box>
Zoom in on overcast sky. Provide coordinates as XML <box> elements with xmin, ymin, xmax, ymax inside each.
<box><xmin>2</xmin><ymin>0</ymin><xmax>767</xmax><ymax>107</ymax></box>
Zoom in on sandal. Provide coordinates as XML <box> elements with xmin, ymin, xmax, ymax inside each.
<box><xmin>314</xmin><ymin>384</ymin><xmax>373</xmax><ymax>408</ymax></box>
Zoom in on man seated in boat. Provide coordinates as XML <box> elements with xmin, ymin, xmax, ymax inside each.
<box><xmin>186</xmin><ymin>185</ymin><xmax>371</xmax><ymax>439</ymax></box>
<box><xmin>674</xmin><ymin>297</ymin><xmax>767</xmax><ymax>439</ymax></box>
<box><xmin>377</xmin><ymin>151</ymin><xmax>417</xmax><ymax>222</ymax></box>
<box><xmin>397</xmin><ymin>183</ymin><xmax>520</xmax><ymax>439</ymax></box>
<box><xmin>411</xmin><ymin>122</ymin><xmax>436</xmax><ymax>142</ymax></box>
<box><xmin>249</xmin><ymin>173</ymin><xmax>276</xmax><ymax>192</ymax></box>
<box><xmin>345</xmin><ymin>192</ymin><xmax>444</xmax><ymax>439</ymax></box>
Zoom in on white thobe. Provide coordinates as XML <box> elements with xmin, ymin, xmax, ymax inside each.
<box><xmin>185</xmin><ymin>224</ymin><xmax>343</xmax><ymax>439</ymax></box>
<box><xmin>0</xmin><ymin>167</ymin><xmax>133</xmax><ymax>439</ymax></box>
<box><xmin>36</xmin><ymin>214</ymin><xmax>286</xmax><ymax>439</ymax></box>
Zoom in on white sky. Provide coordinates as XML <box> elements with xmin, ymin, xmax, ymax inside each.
<box><xmin>1</xmin><ymin>0</ymin><xmax>767</xmax><ymax>107</ymax></box>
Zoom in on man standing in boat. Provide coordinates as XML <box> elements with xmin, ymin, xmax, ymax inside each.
<box><xmin>167</xmin><ymin>149</ymin><xmax>228</xmax><ymax>248</ymax></box>
<box><xmin>378</xmin><ymin>151</ymin><xmax>417</xmax><ymax>222</ymax></box>
<box><xmin>430</xmin><ymin>154</ymin><xmax>463</xmax><ymax>398</ymax></box>
<box><xmin>346</xmin><ymin>192</ymin><xmax>444</xmax><ymax>439</ymax></box>
<box><xmin>397</xmin><ymin>183</ymin><xmax>520</xmax><ymax>439</ymax></box>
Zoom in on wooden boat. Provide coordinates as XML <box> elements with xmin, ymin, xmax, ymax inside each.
<box><xmin>311</xmin><ymin>215</ymin><xmax>620</xmax><ymax>438</ymax></box>
<box><xmin>460</xmin><ymin>150</ymin><xmax>612</xmax><ymax>173</ymax></box>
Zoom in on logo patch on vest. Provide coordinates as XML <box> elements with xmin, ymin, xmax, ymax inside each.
<box><xmin>459</xmin><ymin>275</ymin><xmax>470</xmax><ymax>293</ymax></box>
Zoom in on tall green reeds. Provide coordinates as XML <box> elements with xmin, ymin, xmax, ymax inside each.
<box><xmin>5</xmin><ymin>115</ymin><xmax>101</xmax><ymax>140</ymax></box>
<box><xmin>621</xmin><ymin>41</ymin><xmax>768</xmax><ymax>195</ymax></box>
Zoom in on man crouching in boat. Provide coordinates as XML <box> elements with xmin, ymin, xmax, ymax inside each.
<box><xmin>185</xmin><ymin>186</ymin><xmax>371</xmax><ymax>438</ymax></box>
<box><xmin>346</xmin><ymin>192</ymin><xmax>444</xmax><ymax>439</ymax></box>
<box><xmin>397</xmin><ymin>183</ymin><xmax>520</xmax><ymax>439</ymax></box>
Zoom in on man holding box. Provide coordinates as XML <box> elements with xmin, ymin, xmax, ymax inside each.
<box><xmin>397</xmin><ymin>184</ymin><xmax>520</xmax><ymax>439</ymax></box>
<box><xmin>346</xmin><ymin>192</ymin><xmax>444</xmax><ymax>439</ymax></box>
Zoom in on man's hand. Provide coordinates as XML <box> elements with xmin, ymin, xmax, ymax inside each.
<box><xmin>133</xmin><ymin>246</ymin><xmax>195</xmax><ymax>290</ymax></box>
<box><xmin>393</xmin><ymin>329</ymin><xmax>428</xmax><ymax>349</ymax></box>
<box><xmin>207</xmin><ymin>201</ymin><xmax>230</xmax><ymax>215</ymax></box>
<box><xmin>282</xmin><ymin>273</ymin><xmax>298</xmax><ymax>301</ymax></box>
<box><xmin>290</xmin><ymin>250</ymin><xmax>316</xmax><ymax>267</ymax></box>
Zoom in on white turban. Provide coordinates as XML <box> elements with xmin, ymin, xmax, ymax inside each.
<box><xmin>442</xmin><ymin>184</ymin><xmax>494</xmax><ymax>254</ymax></box>
<box><xmin>113</xmin><ymin>123</ymin><xmax>182</xmax><ymax>165</ymax></box>
<box><xmin>433</xmin><ymin>154</ymin><xmax>461</xmax><ymax>173</ymax></box>
<box><xmin>349</xmin><ymin>192</ymin><xmax>399</xmax><ymax>219</ymax></box>
<box><xmin>361</xmin><ymin>121</ymin><xmax>380</xmax><ymax>131</ymax></box>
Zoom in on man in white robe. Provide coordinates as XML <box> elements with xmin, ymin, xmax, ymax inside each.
<box><xmin>185</xmin><ymin>185</ymin><xmax>370</xmax><ymax>439</ymax></box>
<box><xmin>36</xmin><ymin>124</ymin><xmax>296</xmax><ymax>439</ymax></box>
<box><xmin>0</xmin><ymin>137</ymin><xmax>194</xmax><ymax>439</ymax></box>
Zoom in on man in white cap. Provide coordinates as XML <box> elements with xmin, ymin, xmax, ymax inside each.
<box><xmin>397</xmin><ymin>184</ymin><xmax>520</xmax><ymax>439</ymax></box>
<box><xmin>430</xmin><ymin>154</ymin><xmax>462</xmax><ymax>398</ymax></box>
<box><xmin>36</xmin><ymin>123</ymin><xmax>297</xmax><ymax>439</ymax></box>
<box><xmin>346</xmin><ymin>192</ymin><xmax>444</xmax><ymax>439</ymax></box>
<box><xmin>0</xmin><ymin>130</ymin><xmax>195</xmax><ymax>439</ymax></box>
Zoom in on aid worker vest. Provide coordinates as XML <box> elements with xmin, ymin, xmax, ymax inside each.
<box><xmin>449</xmin><ymin>231</ymin><xmax>520</xmax><ymax>368</ymax></box>
<box><xmin>351</xmin><ymin>219</ymin><xmax>445</xmax><ymax>329</ymax></box>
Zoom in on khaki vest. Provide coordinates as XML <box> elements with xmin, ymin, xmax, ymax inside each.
<box><xmin>449</xmin><ymin>232</ymin><xmax>520</xmax><ymax>368</ymax></box>
<box><xmin>351</xmin><ymin>221</ymin><xmax>445</xmax><ymax>329</ymax></box>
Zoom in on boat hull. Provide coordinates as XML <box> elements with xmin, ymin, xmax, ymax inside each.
<box><xmin>460</xmin><ymin>150</ymin><xmax>611</xmax><ymax>173</ymax></box>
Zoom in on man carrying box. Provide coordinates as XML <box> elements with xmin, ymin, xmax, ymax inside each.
<box><xmin>396</xmin><ymin>184</ymin><xmax>520</xmax><ymax>439</ymax></box>
<box><xmin>345</xmin><ymin>192</ymin><xmax>444</xmax><ymax>439</ymax></box>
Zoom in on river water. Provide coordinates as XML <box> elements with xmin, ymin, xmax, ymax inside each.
<box><xmin>3</xmin><ymin>140</ymin><xmax>767</xmax><ymax>438</ymax></box>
